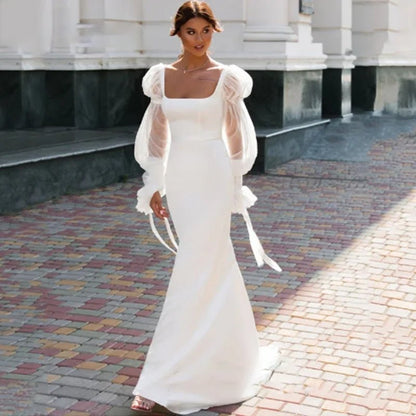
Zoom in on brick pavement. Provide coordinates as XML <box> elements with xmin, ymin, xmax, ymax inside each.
<box><xmin>0</xmin><ymin>130</ymin><xmax>415</xmax><ymax>416</ymax></box>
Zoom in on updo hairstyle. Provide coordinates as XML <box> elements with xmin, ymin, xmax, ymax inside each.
<box><xmin>170</xmin><ymin>1</ymin><xmax>223</xmax><ymax>36</ymax></box>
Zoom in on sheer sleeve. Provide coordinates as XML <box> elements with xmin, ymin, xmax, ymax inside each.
<box><xmin>222</xmin><ymin>64</ymin><xmax>257</xmax><ymax>176</ymax></box>
<box><xmin>134</xmin><ymin>64</ymin><xmax>171</xmax><ymax>215</ymax></box>
<box><xmin>222</xmin><ymin>65</ymin><xmax>258</xmax><ymax>213</ymax></box>
<box><xmin>222</xmin><ymin>65</ymin><xmax>281</xmax><ymax>272</ymax></box>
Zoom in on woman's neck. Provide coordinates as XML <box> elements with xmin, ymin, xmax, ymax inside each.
<box><xmin>179</xmin><ymin>53</ymin><xmax>210</xmax><ymax>71</ymax></box>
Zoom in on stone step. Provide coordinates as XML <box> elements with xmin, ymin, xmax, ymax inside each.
<box><xmin>0</xmin><ymin>120</ymin><xmax>332</xmax><ymax>214</ymax></box>
<box><xmin>0</xmin><ymin>126</ymin><xmax>136</xmax><ymax>168</ymax></box>
<box><xmin>0</xmin><ymin>127</ymin><xmax>140</xmax><ymax>214</ymax></box>
<box><xmin>255</xmin><ymin>119</ymin><xmax>331</xmax><ymax>172</ymax></box>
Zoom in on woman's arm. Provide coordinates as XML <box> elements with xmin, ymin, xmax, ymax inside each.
<box><xmin>134</xmin><ymin>64</ymin><xmax>171</xmax><ymax>217</ymax></box>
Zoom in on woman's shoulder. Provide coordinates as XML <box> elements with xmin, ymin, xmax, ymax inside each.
<box><xmin>222</xmin><ymin>64</ymin><xmax>251</xmax><ymax>80</ymax></box>
<box><xmin>142</xmin><ymin>63</ymin><xmax>165</xmax><ymax>98</ymax></box>
<box><xmin>220</xmin><ymin>64</ymin><xmax>253</xmax><ymax>99</ymax></box>
<box><xmin>143</xmin><ymin>63</ymin><xmax>165</xmax><ymax>79</ymax></box>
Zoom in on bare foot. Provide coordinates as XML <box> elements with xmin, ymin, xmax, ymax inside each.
<box><xmin>131</xmin><ymin>395</ymin><xmax>155</xmax><ymax>412</ymax></box>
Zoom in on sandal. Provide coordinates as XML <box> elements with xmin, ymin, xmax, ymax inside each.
<box><xmin>131</xmin><ymin>395</ymin><xmax>155</xmax><ymax>412</ymax></box>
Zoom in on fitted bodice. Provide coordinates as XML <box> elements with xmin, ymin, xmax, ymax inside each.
<box><xmin>161</xmin><ymin>67</ymin><xmax>225</xmax><ymax>142</ymax></box>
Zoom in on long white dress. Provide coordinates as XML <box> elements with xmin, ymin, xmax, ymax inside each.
<box><xmin>133</xmin><ymin>63</ymin><xmax>281</xmax><ymax>415</ymax></box>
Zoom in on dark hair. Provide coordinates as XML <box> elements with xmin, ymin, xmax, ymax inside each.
<box><xmin>170</xmin><ymin>1</ymin><xmax>222</xmax><ymax>36</ymax></box>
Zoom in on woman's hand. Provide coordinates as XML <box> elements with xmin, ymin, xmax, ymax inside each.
<box><xmin>150</xmin><ymin>191</ymin><xmax>169</xmax><ymax>220</ymax></box>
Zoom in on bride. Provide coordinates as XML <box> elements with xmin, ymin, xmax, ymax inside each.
<box><xmin>131</xmin><ymin>1</ymin><xmax>281</xmax><ymax>414</ymax></box>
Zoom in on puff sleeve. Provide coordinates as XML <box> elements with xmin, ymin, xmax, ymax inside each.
<box><xmin>222</xmin><ymin>65</ymin><xmax>257</xmax><ymax>176</ymax></box>
<box><xmin>222</xmin><ymin>65</ymin><xmax>281</xmax><ymax>272</ymax></box>
<box><xmin>222</xmin><ymin>65</ymin><xmax>258</xmax><ymax>214</ymax></box>
<box><xmin>134</xmin><ymin>64</ymin><xmax>171</xmax><ymax>215</ymax></box>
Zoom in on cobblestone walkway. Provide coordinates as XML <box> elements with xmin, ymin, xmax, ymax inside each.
<box><xmin>1</xmin><ymin>131</ymin><xmax>415</xmax><ymax>415</ymax></box>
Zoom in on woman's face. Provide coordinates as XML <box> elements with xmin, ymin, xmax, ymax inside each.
<box><xmin>178</xmin><ymin>17</ymin><xmax>214</xmax><ymax>57</ymax></box>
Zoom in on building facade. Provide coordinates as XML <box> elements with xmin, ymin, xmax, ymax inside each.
<box><xmin>1</xmin><ymin>0</ymin><xmax>416</xmax><ymax>130</ymax></box>
<box><xmin>1</xmin><ymin>0</ymin><xmax>415</xmax><ymax>213</ymax></box>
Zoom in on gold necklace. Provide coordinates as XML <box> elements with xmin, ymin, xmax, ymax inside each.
<box><xmin>180</xmin><ymin>58</ymin><xmax>210</xmax><ymax>74</ymax></box>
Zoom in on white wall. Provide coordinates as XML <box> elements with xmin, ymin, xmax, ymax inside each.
<box><xmin>396</xmin><ymin>0</ymin><xmax>416</xmax><ymax>57</ymax></box>
<box><xmin>352</xmin><ymin>0</ymin><xmax>416</xmax><ymax>65</ymax></box>
<box><xmin>1</xmin><ymin>0</ymin><xmax>415</xmax><ymax>70</ymax></box>
<box><xmin>102</xmin><ymin>0</ymin><xmax>141</xmax><ymax>53</ymax></box>
<box><xmin>0</xmin><ymin>0</ymin><xmax>53</xmax><ymax>55</ymax></box>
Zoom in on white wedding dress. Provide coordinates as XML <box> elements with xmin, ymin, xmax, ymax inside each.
<box><xmin>133</xmin><ymin>63</ymin><xmax>281</xmax><ymax>415</ymax></box>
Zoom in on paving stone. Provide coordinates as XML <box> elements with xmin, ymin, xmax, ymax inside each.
<box><xmin>1</xmin><ymin>123</ymin><xmax>415</xmax><ymax>415</ymax></box>
<box><xmin>48</xmin><ymin>367</ymin><xmax>76</xmax><ymax>376</ymax></box>
<box><xmin>52</xmin><ymin>386</ymin><xmax>99</xmax><ymax>401</ymax></box>
<box><xmin>2</xmin><ymin>373</ymin><xmax>35</xmax><ymax>381</ymax></box>
<box><xmin>30</xmin><ymin>404</ymin><xmax>56</xmax><ymax>415</ymax></box>
<box><xmin>94</xmin><ymin>381</ymin><xmax>113</xmax><ymax>391</ymax></box>
<box><xmin>62</xmin><ymin>369</ymin><xmax>100</xmax><ymax>379</ymax></box>
<box><xmin>103</xmin><ymin>406</ymin><xmax>136</xmax><ymax>416</ymax></box>
<box><xmin>104</xmin><ymin>383</ymin><xmax>133</xmax><ymax>395</ymax></box>
<box><xmin>92</xmin><ymin>391</ymin><xmax>119</xmax><ymax>404</ymax></box>
<box><xmin>50</xmin><ymin>397</ymin><xmax>79</xmax><ymax>409</ymax></box>
<box><xmin>72</xmin><ymin>345</ymin><xmax>103</xmax><ymax>354</ymax></box>
<box><xmin>95</xmin><ymin>372</ymin><xmax>118</xmax><ymax>382</ymax></box>
<box><xmin>53</xmin><ymin>375</ymin><xmax>99</xmax><ymax>389</ymax></box>
<box><xmin>34</xmin><ymin>393</ymin><xmax>55</xmax><ymax>405</ymax></box>
<box><xmin>118</xmin><ymin>359</ymin><xmax>143</xmax><ymax>367</ymax></box>
<box><xmin>36</xmin><ymin>383</ymin><xmax>61</xmax><ymax>395</ymax></box>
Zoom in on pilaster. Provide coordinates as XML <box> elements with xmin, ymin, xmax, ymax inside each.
<box><xmin>352</xmin><ymin>0</ymin><xmax>416</xmax><ymax>115</ymax></box>
<box><xmin>51</xmin><ymin>0</ymin><xmax>79</xmax><ymax>54</ymax></box>
<box><xmin>0</xmin><ymin>0</ymin><xmax>53</xmax><ymax>70</ymax></box>
<box><xmin>352</xmin><ymin>0</ymin><xmax>416</xmax><ymax>66</ymax></box>
<box><xmin>312</xmin><ymin>0</ymin><xmax>356</xmax><ymax>117</ymax></box>
<box><xmin>241</xmin><ymin>0</ymin><xmax>326</xmax><ymax>70</ymax></box>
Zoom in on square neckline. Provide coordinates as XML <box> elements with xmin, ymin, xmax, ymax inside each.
<box><xmin>162</xmin><ymin>64</ymin><xmax>226</xmax><ymax>100</ymax></box>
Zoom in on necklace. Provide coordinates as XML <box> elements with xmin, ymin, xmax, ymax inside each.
<box><xmin>180</xmin><ymin>58</ymin><xmax>210</xmax><ymax>74</ymax></box>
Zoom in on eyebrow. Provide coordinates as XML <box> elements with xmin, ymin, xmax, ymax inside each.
<box><xmin>185</xmin><ymin>25</ymin><xmax>211</xmax><ymax>30</ymax></box>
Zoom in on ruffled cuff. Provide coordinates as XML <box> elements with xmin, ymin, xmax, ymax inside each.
<box><xmin>136</xmin><ymin>185</ymin><xmax>158</xmax><ymax>215</ymax></box>
<box><xmin>232</xmin><ymin>176</ymin><xmax>258</xmax><ymax>214</ymax></box>
<box><xmin>135</xmin><ymin>169</ymin><xmax>165</xmax><ymax>215</ymax></box>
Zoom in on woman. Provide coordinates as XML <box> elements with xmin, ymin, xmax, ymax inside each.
<box><xmin>131</xmin><ymin>1</ymin><xmax>281</xmax><ymax>413</ymax></box>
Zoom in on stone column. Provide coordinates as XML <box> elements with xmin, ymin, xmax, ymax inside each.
<box><xmin>243</xmin><ymin>0</ymin><xmax>325</xmax><ymax>70</ymax></box>
<box><xmin>140</xmin><ymin>0</ymin><xmax>179</xmax><ymax>61</ymax></box>
<box><xmin>0</xmin><ymin>0</ymin><xmax>53</xmax><ymax>128</ymax></box>
<box><xmin>353</xmin><ymin>0</ymin><xmax>396</xmax><ymax>65</ymax></box>
<box><xmin>0</xmin><ymin>0</ymin><xmax>12</xmax><ymax>53</ymax></box>
<box><xmin>352</xmin><ymin>0</ymin><xmax>416</xmax><ymax>116</ymax></box>
<box><xmin>287</xmin><ymin>0</ymin><xmax>326</xmax><ymax>66</ymax></box>
<box><xmin>0</xmin><ymin>0</ymin><xmax>53</xmax><ymax>63</ymax></box>
<box><xmin>240</xmin><ymin>0</ymin><xmax>329</xmax><ymax>171</ymax></box>
<box><xmin>243</xmin><ymin>0</ymin><xmax>296</xmax><ymax>55</ymax></box>
<box><xmin>241</xmin><ymin>0</ymin><xmax>325</xmax><ymax>129</ymax></box>
<box><xmin>79</xmin><ymin>0</ymin><xmax>105</xmax><ymax>54</ymax></box>
<box><xmin>101</xmin><ymin>0</ymin><xmax>141</xmax><ymax>55</ymax></box>
<box><xmin>313</xmin><ymin>0</ymin><xmax>355</xmax><ymax>117</ymax></box>
<box><xmin>50</xmin><ymin>0</ymin><xmax>79</xmax><ymax>54</ymax></box>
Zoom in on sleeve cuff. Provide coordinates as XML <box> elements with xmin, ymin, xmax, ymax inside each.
<box><xmin>136</xmin><ymin>184</ymin><xmax>165</xmax><ymax>215</ymax></box>
<box><xmin>232</xmin><ymin>183</ymin><xmax>258</xmax><ymax>214</ymax></box>
<box><xmin>136</xmin><ymin>167</ymin><xmax>166</xmax><ymax>215</ymax></box>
